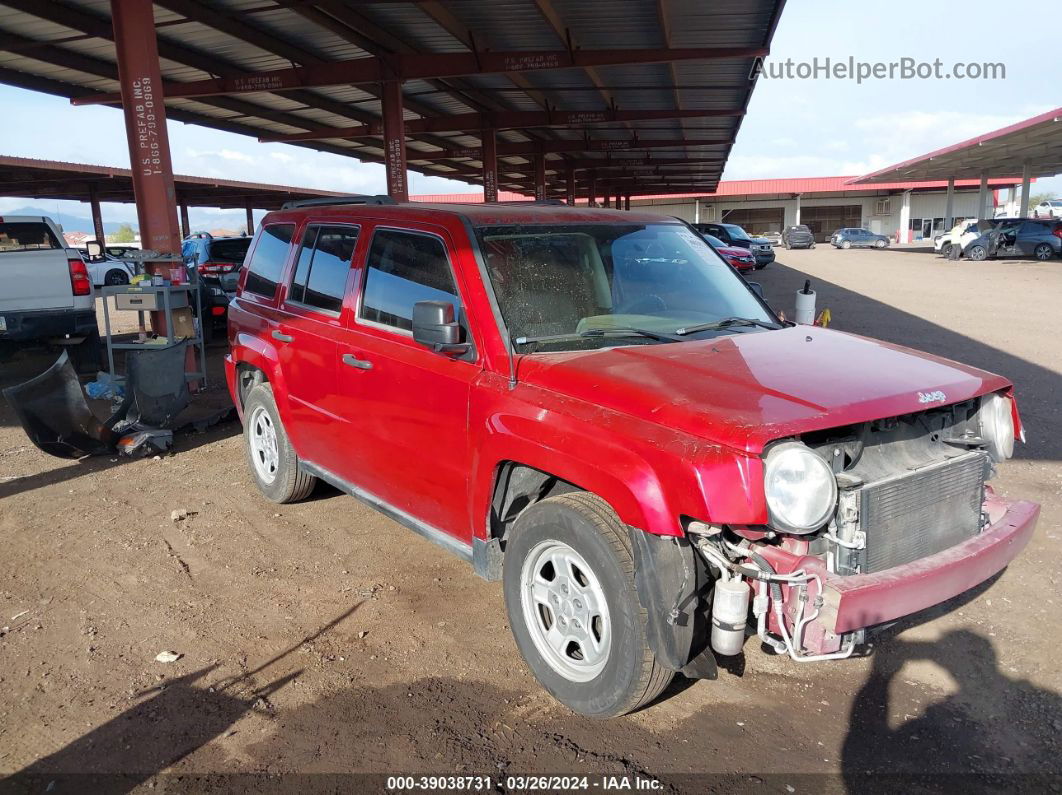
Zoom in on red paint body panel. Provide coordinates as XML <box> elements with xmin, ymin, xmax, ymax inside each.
<box><xmin>716</xmin><ymin>245</ymin><xmax>756</xmax><ymax>271</ymax></box>
<box><xmin>227</xmin><ymin>203</ymin><xmax>1033</xmax><ymax>598</ymax></box>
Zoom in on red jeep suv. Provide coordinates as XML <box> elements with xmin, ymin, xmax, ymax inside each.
<box><xmin>226</xmin><ymin>197</ymin><xmax>1038</xmax><ymax>717</ymax></box>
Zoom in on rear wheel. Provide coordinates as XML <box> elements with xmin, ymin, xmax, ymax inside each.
<box><xmin>104</xmin><ymin>269</ymin><xmax>129</xmax><ymax>286</ymax></box>
<box><xmin>967</xmin><ymin>244</ymin><xmax>988</xmax><ymax>261</ymax></box>
<box><xmin>1033</xmin><ymin>243</ymin><xmax>1054</xmax><ymax>261</ymax></box>
<box><xmin>503</xmin><ymin>492</ymin><xmax>673</xmax><ymax>718</ymax></box>
<box><xmin>243</xmin><ymin>383</ymin><xmax>316</xmax><ymax>503</ymax></box>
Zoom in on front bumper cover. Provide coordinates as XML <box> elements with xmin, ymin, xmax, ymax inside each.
<box><xmin>820</xmin><ymin>496</ymin><xmax>1039</xmax><ymax>636</ymax></box>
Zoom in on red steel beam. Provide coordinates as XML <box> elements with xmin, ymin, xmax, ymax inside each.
<box><xmin>111</xmin><ymin>0</ymin><xmax>181</xmax><ymax>257</ymax></box>
<box><xmin>72</xmin><ymin>47</ymin><xmax>769</xmax><ymax>105</ymax></box>
<box><xmin>382</xmin><ymin>80</ymin><xmax>409</xmax><ymax>201</ymax></box>
<box><xmin>410</xmin><ymin>138</ymin><xmax>730</xmax><ymax>161</ymax></box>
<box><xmin>482</xmin><ymin>129</ymin><xmax>498</xmax><ymax>203</ymax></box>
<box><xmin>88</xmin><ymin>182</ymin><xmax>105</xmax><ymax>244</ymax></box>
<box><xmin>257</xmin><ymin>107</ymin><xmax>742</xmax><ymax>143</ymax></box>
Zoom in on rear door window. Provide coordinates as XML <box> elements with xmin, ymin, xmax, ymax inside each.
<box><xmin>359</xmin><ymin>228</ymin><xmax>458</xmax><ymax>332</ymax></box>
<box><xmin>288</xmin><ymin>224</ymin><xmax>359</xmax><ymax>314</ymax></box>
<box><xmin>0</xmin><ymin>222</ymin><xmax>61</xmax><ymax>252</ymax></box>
<box><xmin>244</xmin><ymin>224</ymin><xmax>295</xmax><ymax>299</ymax></box>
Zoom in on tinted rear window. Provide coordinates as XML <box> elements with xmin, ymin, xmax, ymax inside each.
<box><xmin>244</xmin><ymin>224</ymin><xmax>294</xmax><ymax>299</ymax></box>
<box><xmin>0</xmin><ymin>222</ymin><xmax>61</xmax><ymax>252</ymax></box>
<box><xmin>209</xmin><ymin>238</ymin><xmax>251</xmax><ymax>263</ymax></box>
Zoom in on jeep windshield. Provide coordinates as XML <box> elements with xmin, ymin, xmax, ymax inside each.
<box><xmin>475</xmin><ymin>223</ymin><xmax>776</xmax><ymax>352</ymax></box>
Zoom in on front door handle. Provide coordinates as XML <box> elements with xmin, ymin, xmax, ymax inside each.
<box><xmin>271</xmin><ymin>330</ymin><xmax>293</xmax><ymax>343</ymax></box>
<box><xmin>342</xmin><ymin>353</ymin><xmax>373</xmax><ymax>371</ymax></box>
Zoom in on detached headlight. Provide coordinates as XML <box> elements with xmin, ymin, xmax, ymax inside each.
<box><xmin>978</xmin><ymin>392</ymin><xmax>1015</xmax><ymax>462</ymax></box>
<box><xmin>763</xmin><ymin>442</ymin><xmax>838</xmax><ymax>534</ymax></box>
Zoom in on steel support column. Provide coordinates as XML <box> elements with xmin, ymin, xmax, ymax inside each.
<box><xmin>944</xmin><ymin>177</ymin><xmax>955</xmax><ymax>228</ymax></box>
<box><xmin>565</xmin><ymin>165</ymin><xmax>576</xmax><ymax>206</ymax></box>
<box><xmin>624</xmin><ymin>194</ymin><xmax>630</xmax><ymax>211</ymax></box>
<box><xmin>588</xmin><ymin>172</ymin><xmax>597</xmax><ymax>207</ymax></box>
<box><xmin>793</xmin><ymin>193</ymin><xmax>802</xmax><ymax>226</ymax></box>
<box><xmin>245</xmin><ymin>199</ymin><xmax>254</xmax><ymax>235</ymax></box>
<box><xmin>1018</xmin><ymin>163</ymin><xmax>1031</xmax><ymax>218</ymax></box>
<box><xmin>482</xmin><ymin>128</ymin><xmax>498</xmax><ymax>203</ymax></box>
<box><xmin>381</xmin><ymin>79</ymin><xmax>408</xmax><ymax>202</ymax></box>
<box><xmin>111</xmin><ymin>0</ymin><xmax>181</xmax><ymax>258</ymax></box>
<box><xmin>534</xmin><ymin>155</ymin><xmax>546</xmax><ymax>202</ymax></box>
<box><xmin>88</xmin><ymin>182</ymin><xmax>106</xmax><ymax>243</ymax></box>
<box><xmin>977</xmin><ymin>173</ymin><xmax>989</xmax><ymax>220</ymax></box>
<box><xmin>179</xmin><ymin>202</ymin><xmax>190</xmax><ymax>238</ymax></box>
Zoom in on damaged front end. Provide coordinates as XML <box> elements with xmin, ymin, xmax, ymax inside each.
<box><xmin>674</xmin><ymin>393</ymin><xmax>1039</xmax><ymax>663</ymax></box>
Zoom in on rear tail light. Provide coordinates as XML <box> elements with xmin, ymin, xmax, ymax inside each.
<box><xmin>68</xmin><ymin>258</ymin><xmax>92</xmax><ymax>296</ymax></box>
<box><xmin>211</xmin><ymin>306</ymin><xmax>226</xmax><ymax>316</ymax></box>
<box><xmin>199</xmin><ymin>262</ymin><xmax>238</xmax><ymax>275</ymax></box>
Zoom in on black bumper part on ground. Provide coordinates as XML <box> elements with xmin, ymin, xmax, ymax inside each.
<box><xmin>0</xmin><ymin>309</ymin><xmax>97</xmax><ymax>343</ymax></box>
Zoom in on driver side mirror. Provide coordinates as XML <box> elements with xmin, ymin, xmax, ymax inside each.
<box><xmin>412</xmin><ymin>300</ymin><xmax>468</xmax><ymax>354</ymax></box>
<box><xmin>86</xmin><ymin>240</ymin><xmax>103</xmax><ymax>258</ymax></box>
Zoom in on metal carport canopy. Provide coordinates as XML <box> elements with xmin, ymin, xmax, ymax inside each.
<box><xmin>0</xmin><ymin>0</ymin><xmax>787</xmax><ymax>198</ymax></box>
<box><xmin>847</xmin><ymin>106</ymin><xmax>1062</xmax><ymax>184</ymax></box>
<box><xmin>0</xmin><ymin>154</ymin><xmax>343</xmax><ymax>208</ymax></box>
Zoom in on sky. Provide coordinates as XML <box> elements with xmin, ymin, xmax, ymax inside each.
<box><xmin>0</xmin><ymin>0</ymin><xmax>1058</xmax><ymax>228</ymax></box>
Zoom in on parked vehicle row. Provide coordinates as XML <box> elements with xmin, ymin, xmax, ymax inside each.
<box><xmin>692</xmin><ymin>222</ymin><xmax>775</xmax><ymax>269</ymax></box>
<box><xmin>225</xmin><ymin>198</ymin><xmax>1037</xmax><ymax>718</ymax></box>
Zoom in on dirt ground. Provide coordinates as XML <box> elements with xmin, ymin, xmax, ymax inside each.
<box><xmin>1</xmin><ymin>246</ymin><xmax>1059</xmax><ymax>792</ymax></box>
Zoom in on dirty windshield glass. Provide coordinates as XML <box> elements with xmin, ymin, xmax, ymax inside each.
<box><xmin>475</xmin><ymin>223</ymin><xmax>774</xmax><ymax>352</ymax></box>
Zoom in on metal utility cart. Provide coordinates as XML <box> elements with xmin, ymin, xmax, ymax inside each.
<box><xmin>100</xmin><ymin>283</ymin><xmax>207</xmax><ymax>387</ymax></box>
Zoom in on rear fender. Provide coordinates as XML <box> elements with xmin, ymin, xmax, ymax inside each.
<box><xmin>230</xmin><ymin>331</ymin><xmax>294</xmax><ymax>427</ymax></box>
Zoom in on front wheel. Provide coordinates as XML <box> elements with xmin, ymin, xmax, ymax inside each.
<box><xmin>503</xmin><ymin>492</ymin><xmax>673</xmax><ymax>718</ymax></box>
<box><xmin>1033</xmin><ymin>243</ymin><xmax>1054</xmax><ymax>261</ymax></box>
<box><xmin>242</xmin><ymin>383</ymin><xmax>316</xmax><ymax>503</ymax></box>
<box><xmin>874</xmin><ymin>239</ymin><xmax>887</xmax><ymax>249</ymax></box>
<box><xmin>841</xmin><ymin>240</ymin><xmax>852</xmax><ymax>249</ymax></box>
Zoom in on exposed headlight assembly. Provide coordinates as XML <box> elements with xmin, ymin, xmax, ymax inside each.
<box><xmin>763</xmin><ymin>442</ymin><xmax>838</xmax><ymax>534</ymax></box>
<box><xmin>978</xmin><ymin>391</ymin><xmax>1015</xmax><ymax>462</ymax></box>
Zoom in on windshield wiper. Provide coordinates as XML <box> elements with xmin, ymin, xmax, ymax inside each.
<box><xmin>514</xmin><ymin>326</ymin><xmax>678</xmax><ymax>346</ymax></box>
<box><xmin>673</xmin><ymin>317</ymin><xmax>781</xmax><ymax>336</ymax></box>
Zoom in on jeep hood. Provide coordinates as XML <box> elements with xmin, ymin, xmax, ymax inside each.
<box><xmin>517</xmin><ymin>326</ymin><xmax>1010</xmax><ymax>453</ymax></box>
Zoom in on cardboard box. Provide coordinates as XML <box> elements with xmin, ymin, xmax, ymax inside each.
<box><xmin>171</xmin><ymin>307</ymin><xmax>196</xmax><ymax>339</ymax></box>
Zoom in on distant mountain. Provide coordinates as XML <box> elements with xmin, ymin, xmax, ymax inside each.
<box><xmin>2</xmin><ymin>205</ymin><xmax>136</xmax><ymax>236</ymax></box>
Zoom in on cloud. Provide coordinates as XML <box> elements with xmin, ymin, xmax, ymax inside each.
<box><xmin>185</xmin><ymin>147</ymin><xmax>255</xmax><ymax>164</ymax></box>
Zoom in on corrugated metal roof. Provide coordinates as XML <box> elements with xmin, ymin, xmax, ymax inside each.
<box><xmin>0</xmin><ymin>0</ymin><xmax>786</xmax><ymax>196</ymax></box>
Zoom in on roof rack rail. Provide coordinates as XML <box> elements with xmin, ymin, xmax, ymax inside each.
<box><xmin>281</xmin><ymin>195</ymin><xmax>398</xmax><ymax>210</ymax></box>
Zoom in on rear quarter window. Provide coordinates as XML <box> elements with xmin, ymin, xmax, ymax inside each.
<box><xmin>244</xmin><ymin>224</ymin><xmax>295</xmax><ymax>299</ymax></box>
<box><xmin>0</xmin><ymin>222</ymin><xmax>61</xmax><ymax>252</ymax></box>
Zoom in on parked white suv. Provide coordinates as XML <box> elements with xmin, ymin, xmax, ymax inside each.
<box><xmin>1033</xmin><ymin>200</ymin><xmax>1062</xmax><ymax>219</ymax></box>
<box><xmin>933</xmin><ymin>219</ymin><xmax>980</xmax><ymax>257</ymax></box>
<box><xmin>0</xmin><ymin>216</ymin><xmax>99</xmax><ymax>368</ymax></box>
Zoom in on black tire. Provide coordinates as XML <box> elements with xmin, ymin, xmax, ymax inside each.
<box><xmin>104</xmin><ymin>269</ymin><xmax>129</xmax><ymax>286</ymax></box>
<box><xmin>810</xmin><ymin>242</ymin><xmax>816</xmax><ymax>249</ymax></box>
<box><xmin>1033</xmin><ymin>243</ymin><xmax>1053</xmax><ymax>261</ymax></box>
<box><xmin>940</xmin><ymin>243</ymin><xmax>953</xmax><ymax>258</ymax></box>
<box><xmin>841</xmin><ymin>240</ymin><xmax>851</xmax><ymax>249</ymax></box>
<box><xmin>874</xmin><ymin>239</ymin><xmax>887</xmax><ymax>249</ymax></box>
<box><xmin>503</xmin><ymin>492</ymin><xmax>673</xmax><ymax>718</ymax></box>
<box><xmin>967</xmin><ymin>244</ymin><xmax>988</xmax><ymax>261</ymax></box>
<box><xmin>242</xmin><ymin>383</ymin><xmax>316</xmax><ymax>503</ymax></box>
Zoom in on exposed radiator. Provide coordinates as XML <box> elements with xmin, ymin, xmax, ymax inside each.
<box><xmin>859</xmin><ymin>452</ymin><xmax>988</xmax><ymax>573</ymax></box>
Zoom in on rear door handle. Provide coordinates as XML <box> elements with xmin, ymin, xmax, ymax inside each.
<box><xmin>271</xmin><ymin>330</ymin><xmax>293</xmax><ymax>343</ymax></box>
<box><xmin>342</xmin><ymin>353</ymin><xmax>373</xmax><ymax>371</ymax></box>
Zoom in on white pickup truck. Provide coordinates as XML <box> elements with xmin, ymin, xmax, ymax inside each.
<box><xmin>0</xmin><ymin>215</ymin><xmax>99</xmax><ymax>368</ymax></box>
